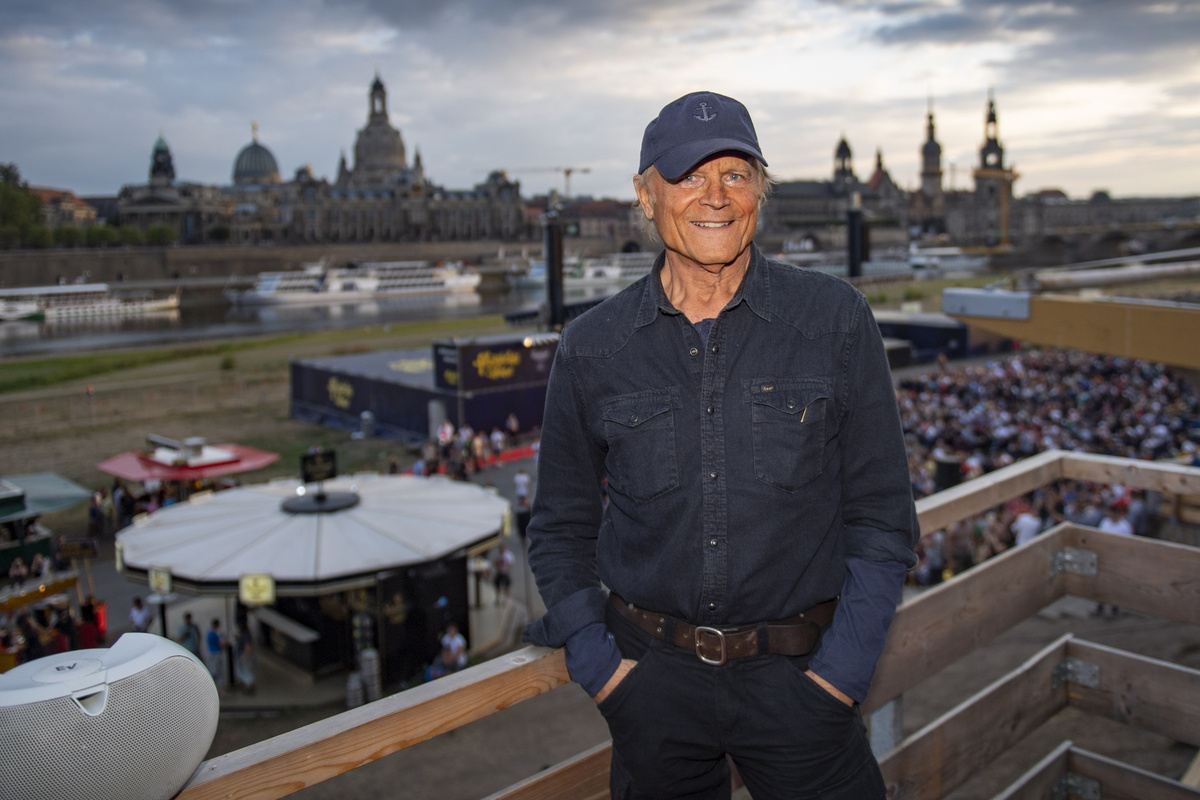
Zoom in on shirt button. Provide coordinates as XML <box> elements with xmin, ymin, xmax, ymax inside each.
<box><xmin>689</xmin><ymin>347</ymin><xmax>699</xmax><ymax>356</ymax></box>
<box><xmin>709</xmin><ymin>539</ymin><xmax>718</xmax><ymax>547</ymax></box>
<box><xmin>708</xmin><ymin>602</ymin><xmax>717</xmax><ymax>611</ymax></box>
<box><xmin>706</xmin><ymin>406</ymin><xmax>714</xmax><ymax>414</ymax></box>
<box><xmin>709</xmin><ymin>471</ymin><xmax>718</xmax><ymax>480</ymax></box>
<box><xmin>711</xmin><ymin>345</ymin><xmax>719</xmax><ymax>354</ymax></box>
<box><xmin>630</xmin><ymin>414</ymin><xmax>638</xmax><ymax>422</ymax></box>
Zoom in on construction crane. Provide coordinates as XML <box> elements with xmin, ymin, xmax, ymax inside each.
<box><xmin>500</xmin><ymin>166</ymin><xmax>591</xmax><ymax>198</ymax></box>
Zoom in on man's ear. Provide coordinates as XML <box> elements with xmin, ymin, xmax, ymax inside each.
<box><xmin>633</xmin><ymin>175</ymin><xmax>655</xmax><ymax>221</ymax></box>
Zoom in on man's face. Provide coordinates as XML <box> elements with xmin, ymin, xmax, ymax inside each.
<box><xmin>635</xmin><ymin>154</ymin><xmax>760</xmax><ymax>273</ymax></box>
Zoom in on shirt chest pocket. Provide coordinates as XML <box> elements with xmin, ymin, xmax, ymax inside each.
<box><xmin>600</xmin><ymin>390</ymin><xmax>680</xmax><ymax>502</ymax></box>
<box><xmin>746</xmin><ymin>378</ymin><xmax>831</xmax><ymax>492</ymax></box>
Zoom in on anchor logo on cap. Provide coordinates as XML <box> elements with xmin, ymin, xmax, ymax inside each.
<box><xmin>693</xmin><ymin>102</ymin><xmax>717</xmax><ymax>123</ymax></box>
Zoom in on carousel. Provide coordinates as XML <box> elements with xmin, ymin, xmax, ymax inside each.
<box><xmin>115</xmin><ymin>472</ymin><xmax>510</xmax><ymax>685</ymax></box>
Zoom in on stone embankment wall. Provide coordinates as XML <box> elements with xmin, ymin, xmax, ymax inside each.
<box><xmin>0</xmin><ymin>238</ymin><xmax>622</xmax><ymax>289</ymax></box>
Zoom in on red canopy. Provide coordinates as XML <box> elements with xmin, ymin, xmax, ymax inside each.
<box><xmin>96</xmin><ymin>444</ymin><xmax>280</xmax><ymax>483</ymax></box>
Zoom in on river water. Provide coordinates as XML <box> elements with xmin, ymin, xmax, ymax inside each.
<box><xmin>0</xmin><ymin>284</ymin><xmax>622</xmax><ymax>358</ymax></box>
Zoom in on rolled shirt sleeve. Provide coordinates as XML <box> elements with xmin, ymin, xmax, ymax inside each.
<box><xmin>809</xmin><ymin>295</ymin><xmax>919</xmax><ymax>702</ymax></box>
<box><xmin>521</xmin><ymin>343</ymin><xmax>609</xmax><ymax>648</ymax></box>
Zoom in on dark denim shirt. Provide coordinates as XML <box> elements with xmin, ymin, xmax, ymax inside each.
<box><xmin>522</xmin><ymin>246</ymin><xmax>918</xmax><ymax>695</ymax></box>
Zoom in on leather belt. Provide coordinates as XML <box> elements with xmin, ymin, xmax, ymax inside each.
<box><xmin>609</xmin><ymin>593</ymin><xmax>837</xmax><ymax>666</ymax></box>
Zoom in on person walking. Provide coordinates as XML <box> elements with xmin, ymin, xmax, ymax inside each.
<box><xmin>205</xmin><ymin>618</ymin><xmax>227</xmax><ymax>690</ymax></box>
<box><xmin>129</xmin><ymin>596</ymin><xmax>152</xmax><ymax>633</ymax></box>
<box><xmin>233</xmin><ymin>621</ymin><xmax>255</xmax><ymax>694</ymax></box>
<box><xmin>175</xmin><ymin>612</ymin><xmax>202</xmax><ymax>659</ymax></box>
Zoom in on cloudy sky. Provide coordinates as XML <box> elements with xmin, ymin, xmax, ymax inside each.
<box><xmin>4</xmin><ymin>0</ymin><xmax>1198</xmax><ymax>202</ymax></box>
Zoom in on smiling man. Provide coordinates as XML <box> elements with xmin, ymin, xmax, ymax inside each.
<box><xmin>523</xmin><ymin>91</ymin><xmax>918</xmax><ymax>799</ymax></box>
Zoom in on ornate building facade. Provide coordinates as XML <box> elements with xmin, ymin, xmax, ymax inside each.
<box><xmin>909</xmin><ymin>92</ymin><xmax>1021</xmax><ymax>246</ymax></box>
<box><xmin>116</xmin><ymin>75</ymin><xmax>529</xmax><ymax>246</ymax></box>
<box><xmin>761</xmin><ymin>135</ymin><xmax>906</xmax><ymax>246</ymax></box>
<box><xmin>912</xmin><ymin>92</ymin><xmax>1197</xmax><ymax>249</ymax></box>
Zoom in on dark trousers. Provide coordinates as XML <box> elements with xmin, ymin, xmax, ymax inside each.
<box><xmin>599</xmin><ymin>603</ymin><xmax>886</xmax><ymax>800</ymax></box>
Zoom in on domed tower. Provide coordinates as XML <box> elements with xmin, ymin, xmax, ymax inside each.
<box><xmin>920</xmin><ymin>101</ymin><xmax>943</xmax><ymax>200</ymax></box>
<box><xmin>150</xmin><ymin>135</ymin><xmax>175</xmax><ymax>188</ymax></box>
<box><xmin>233</xmin><ymin>123</ymin><xmax>281</xmax><ymax>186</ymax></box>
<box><xmin>347</xmin><ymin>73</ymin><xmax>407</xmax><ymax>188</ymax></box>
<box><xmin>833</xmin><ymin>135</ymin><xmax>856</xmax><ymax>195</ymax></box>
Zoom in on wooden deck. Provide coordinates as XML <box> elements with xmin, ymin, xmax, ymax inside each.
<box><xmin>175</xmin><ymin>450</ymin><xmax>1200</xmax><ymax>800</ymax></box>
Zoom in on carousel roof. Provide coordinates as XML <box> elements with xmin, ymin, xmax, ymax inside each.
<box><xmin>96</xmin><ymin>443</ymin><xmax>280</xmax><ymax>483</ymax></box>
<box><xmin>116</xmin><ymin>474</ymin><xmax>509</xmax><ymax>591</ymax></box>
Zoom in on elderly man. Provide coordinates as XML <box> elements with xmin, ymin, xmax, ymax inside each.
<box><xmin>523</xmin><ymin>91</ymin><xmax>918</xmax><ymax>799</ymax></box>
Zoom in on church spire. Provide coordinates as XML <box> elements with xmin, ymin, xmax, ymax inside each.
<box><xmin>979</xmin><ymin>88</ymin><xmax>1004</xmax><ymax>169</ymax></box>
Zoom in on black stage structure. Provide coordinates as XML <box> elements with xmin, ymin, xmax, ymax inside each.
<box><xmin>291</xmin><ymin>332</ymin><xmax>560</xmax><ymax>443</ymax></box>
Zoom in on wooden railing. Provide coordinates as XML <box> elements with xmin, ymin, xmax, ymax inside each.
<box><xmin>176</xmin><ymin>450</ymin><xmax>1200</xmax><ymax>800</ymax></box>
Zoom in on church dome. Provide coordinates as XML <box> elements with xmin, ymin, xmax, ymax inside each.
<box><xmin>835</xmin><ymin>137</ymin><xmax>852</xmax><ymax>160</ymax></box>
<box><xmin>233</xmin><ymin>129</ymin><xmax>280</xmax><ymax>185</ymax></box>
<box><xmin>150</xmin><ymin>135</ymin><xmax>175</xmax><ymax>183</ymax></box>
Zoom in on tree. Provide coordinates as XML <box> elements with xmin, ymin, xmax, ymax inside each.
<box><xmin>53</xmin><ymin>226</ymin><xmax>82</xmax><ymax>248</ymax></box>
<box><xmin>145</xmin><ymin>223</ymin><xmax>177</xmax><ymax>246</ymax></box>
<box><xmin>118</xmin><ymin>225</ymin><xmax>144</xmax><ymax>246</ymax></box>
<box><xmin>85</xmin><ymin>225</ymin><xmax>119</xmax><ymax>248</ymax></box>
<box><xmin>26</xmin><ymin>225</ymin><xmax>52</xmax><ymax>248</ymax></box>
<box><xmin>0</xmin><ymin>163</ymin><xmax>43</xmax><ymax>247</ymax></box>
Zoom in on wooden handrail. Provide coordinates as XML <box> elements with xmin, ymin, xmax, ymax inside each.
<box><xmin>177</xmin><ymin>648</ymin><xmax>570</xmax><ymax>800</ymax></box>
<box><xmin>174</xmin><ymin>452</ymin><xmax>1200</xmax><ymax>800</ymax></box>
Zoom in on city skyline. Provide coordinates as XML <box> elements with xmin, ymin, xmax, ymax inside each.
<box><xmin>3</xmin><ymin>0</ymin><xmax>1198</xmax><ymax>202</ymax></box>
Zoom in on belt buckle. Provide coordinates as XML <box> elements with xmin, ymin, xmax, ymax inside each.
<box><xmin>694</xmin><ymin>626</ymin><xmax>727</xmax><ymax>666</ymax></box>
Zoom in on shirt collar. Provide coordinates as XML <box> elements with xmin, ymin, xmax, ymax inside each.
<box><xmin>636</xmin><ymin>244</ymin><xmax>772</xmax><ymax>327</ymax></box>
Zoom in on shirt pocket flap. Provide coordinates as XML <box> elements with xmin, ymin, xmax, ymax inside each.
<box><xmin>601</xmin><ymin>395</ymin><xmax>673</xmax><ymax>429</ymax></box>
<box><xmin>748</xmin><ymin>381</ymin><xmax>829</xmax><ymax>419</ymax></box>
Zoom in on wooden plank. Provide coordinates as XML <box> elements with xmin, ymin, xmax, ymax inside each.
<box><xmin>177</xmin><ymin>647</ymin><xmax>572</xmax><ymax>800</ymax></box>
<box><xmin>1183</xmin><ymin>749</ymin><xmax>1200</xmax><ymax>788</ymax></box>
<box><xmin>879</xmin><ymin>636</ymin><xmax>1070</xmax><ymax>799</ymax></box>
<box><xmin>989</xmin><ymin>740</ymin><xmax>1072</xmax><ymax>800</ymax></box>
<box><xmin>1059</xmin><ymin>452</ymin><xmax>1200</xmax><ymax>496</ymax></box>
<box><xmin>1065</xmin><ymin>639</ymin><xmax>1200</xmax><ymax>747</ymax></box>
<box><xmin>865</xmin><ymin>529</ymin><xmax>1067</xmax><ymax>711</ymax></box>
<box><xmin>483</xmin><ymin>742</ymin><xmax>611</xmax><ymax>800</ymax></box>
<box><xmin>1059</xmin><ymin>526</ymin><xmax>1200</xmax><ymax>625</ymax></box>
<box><xmin>916</xmin><ymin>450</ymin><xmax>1064</xmax><ymax>535</ymax></box>
<box><xmin>1070</xmin><ymin>746</ymin><xmax>1200</xmax><ymax>800</ymax></box>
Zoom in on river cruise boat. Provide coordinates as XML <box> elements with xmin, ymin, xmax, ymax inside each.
<box><xmin>226</xmin><ymin>260</ymin><xmax>482</xmax><ymax>307</ymax></box>
<box><xmin>510</xmin><ymin>251</ymin><xmax>658</xmax><ymax>290</ymax></box>
<box><xmin>0</xmin><ymin>300</ymin><xmax>44</xmax><ymax>322</ymax></box>
<box><xmin>0</xmin><ymin>284</ymin><xmax>180</xmax><ymax>320</ymax></box>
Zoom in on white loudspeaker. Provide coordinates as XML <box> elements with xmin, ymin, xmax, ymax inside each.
<box><xmin>0</xmin><ymin>632</ymin><xmax>220</xmax><ymax>800</ymax></box>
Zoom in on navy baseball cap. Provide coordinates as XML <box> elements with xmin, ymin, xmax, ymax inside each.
<box><xmin>639</xmin><ymin>91</ymin><xmax>767</xmax><ymax>180</ymax></box>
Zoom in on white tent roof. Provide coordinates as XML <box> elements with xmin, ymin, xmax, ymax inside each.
<box><xmin>117</xmin><ymin>474</ymin><xmax>509</xmax><ymax>586</ymax></box>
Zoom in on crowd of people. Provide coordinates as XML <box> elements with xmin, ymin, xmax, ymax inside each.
<box><xmin>406</xmin><ymin>412</ymin><xmax>533</xmax><ymax>481</ymax></box>
<box><xmin>87</xmin><ymin>481</ymin><xmax>189</xmax><ymax>538</ymax></box>
<box><xmin>899</xmin><ymin>349</ymin><xmax>1200</xmax><ymax>587</ymax></box>
<box><xmin>0</xmin><ymin>594</ymin><xmax>104</xmax><ymax>666</ymax></box>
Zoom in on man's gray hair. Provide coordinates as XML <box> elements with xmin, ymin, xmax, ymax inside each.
<box><xmin>631</xmin><ymin>160</ymin><xmax>776</xmax><ymax>244</ymax></box>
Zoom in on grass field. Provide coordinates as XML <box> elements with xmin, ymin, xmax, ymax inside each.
<box><xmin>0</xmin><ymin>315</ymin><xmax>516</xmax><ymax>538</ymax></box>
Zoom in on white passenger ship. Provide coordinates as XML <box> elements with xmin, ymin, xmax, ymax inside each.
<box><xmin>510</xmin><ymin>251</ymin><xmax>658</xmax><ymax>290</ymax></box>
<box><xmin>0</xmin><ymin>284</ymin><xmax>181</xmax><ymax>320</ymax></box>
<box><xmin>226</xmin><ymin>260</ymin><xmax>482</xmax><ymax>307</ymax></box>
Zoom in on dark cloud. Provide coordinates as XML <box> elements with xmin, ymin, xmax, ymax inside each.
<box><xmin>850</xmin><ymin>0</ymin><xmax>1200</xmax><ymax>83</ymax></box>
